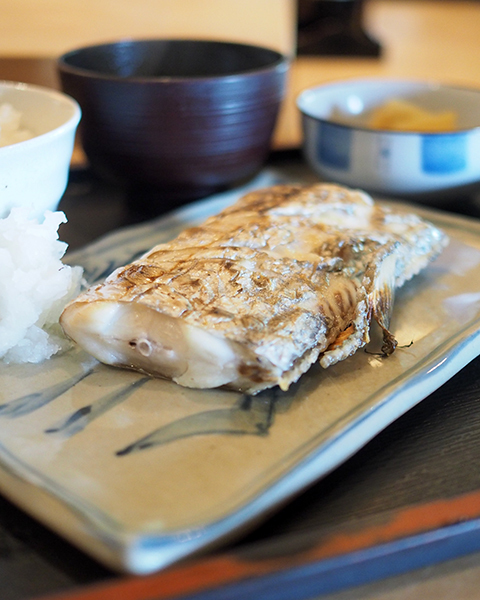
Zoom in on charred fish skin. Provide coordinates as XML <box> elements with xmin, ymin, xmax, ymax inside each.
<box><xmin>60</xmin><ymin>184</ymin><xmax>448</xmax><ymax>394</ymax></box>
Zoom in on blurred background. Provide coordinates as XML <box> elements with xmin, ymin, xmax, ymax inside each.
<box><xmin>0</xmin><ymin>0</ymin><xmax>295</xmax><ymax>60</ymax></box>
<box><xmin>1</xmin><ymin>0</ymin><xmax>480</xmax><ymax>154</ymax></box>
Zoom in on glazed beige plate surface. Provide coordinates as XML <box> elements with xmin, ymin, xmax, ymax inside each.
<box><xmin>0</xmin><ymin>171</ymin><xmax>479</xmax><ymax>574</ymax></box>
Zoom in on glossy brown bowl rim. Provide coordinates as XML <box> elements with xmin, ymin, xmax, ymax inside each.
<box><xmin>57</xmin><ymin>38</ymin><xmax>289</xmax><ymax>83</ymax></box>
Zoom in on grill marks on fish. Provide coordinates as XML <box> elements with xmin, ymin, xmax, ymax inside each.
<box><xmin>60</xmin><ymin>184</ymin><xmax>448</xmax><ymax>394</ymax></box>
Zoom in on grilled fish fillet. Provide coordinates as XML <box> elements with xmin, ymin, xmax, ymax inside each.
<box><xmin>60</xmin><ymin>184</ymin><xmax>448</xmax><ymax>394</ymax></box>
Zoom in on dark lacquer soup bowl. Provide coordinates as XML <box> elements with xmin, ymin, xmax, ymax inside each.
<box><xmin>58</xmin><ymin>39</ymin><xmax>289</xmax><ymax>212</ymax></box>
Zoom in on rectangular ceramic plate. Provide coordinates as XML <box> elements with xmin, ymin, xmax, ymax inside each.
<box><xmin>0</xmin><ymin>171</ymin><xmax>480</xmax><ymax>574</ymax></box>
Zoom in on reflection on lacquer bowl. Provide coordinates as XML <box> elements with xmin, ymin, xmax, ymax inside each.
<box><xmin>58</xmin><ymin>39</ymin><xmax>289</xmax><ymax>213</ymax></box>
<box><xmin>0</xmin><ymin>81</ymin><xmax>81</xmax><ymax>219</ymax></box>
<box><xmin>297</xmin><ymin>78</ymin><xmax>480</xmax><ymax>201</ymax></box>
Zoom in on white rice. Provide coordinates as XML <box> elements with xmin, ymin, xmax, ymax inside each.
<box><xmin>0</xmin><ymin>103</ymin><xmax>34</xmax><ymax>147</ymax></box>
<box><xmin>0</xmin><ymin>208</ymin><xmax>84</xmax><ymax>364</ymax></box>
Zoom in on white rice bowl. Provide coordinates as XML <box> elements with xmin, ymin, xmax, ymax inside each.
<box><xmin>0</xmin><ymin>208</ymin><xmax>83</xmax><ymax>364</ymax></box>
<box><xmin>0</xmin><ymin>102</ymin><xmax>34</xmax><ymax>147</ymax></box>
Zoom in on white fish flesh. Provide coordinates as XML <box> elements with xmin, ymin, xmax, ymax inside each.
<box><xmin>60</xmin><ymin>184</ymin><xmax>448</xmax><ymax>394</ymax></box>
